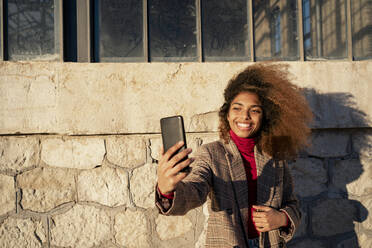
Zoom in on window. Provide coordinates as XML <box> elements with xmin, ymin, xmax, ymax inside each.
<box><xmin>1</xmin><ymin>0</ymin><xmax>371</xmax><ymax>62</ymax></box>
<box><xmin>149</xmin><ymin>0</ymin><xmax>197</xmax><ymax>62</ymax></box>
<box><xmin>94</xmin><ymin>0</ymin><xmax>144</xmax><ymax>62</ymax></box>
<box><xmin>303</xmin><ymin>0</ymin><xmax>347</xmax><ymax>60</ymax></box>
<box><xmin>303</xmin><ymin>0</ymin><xmax>312</xmax><ymax>54</ymax></box>
<box><xmin>272</xmin><ymin>6</ymin><xmax>281</xmax><ymax>55</ymax></box>
<box><xmin>351</xmin><ymin>0</ymin><xmax>372</xmax><ymax>60</ymax></box>
<box><xmin>202</xmin><ymin>0</ymin><xmax>250</xmax><ymax>61</ymax></box>
<box><xmin>253</xmin><ymin>0</ymin><xmax>299</xmax><ymax>61</ymax></box>
<box><xmin>5</xmin><ymin>0</ymin><xmax>62</xmax><ymax>61</ymax></box>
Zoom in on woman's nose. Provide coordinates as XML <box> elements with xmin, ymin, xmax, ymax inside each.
<box><xmin>242</xmin><ymin>110</ymin><xmax>251</xmax><ymax>119</ymax></box>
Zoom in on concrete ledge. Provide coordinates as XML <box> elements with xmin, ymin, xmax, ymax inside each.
<box><xmin>0</xmin><ymin>61</ymin><xmax>371</xmax><ymax>135</ymax></box>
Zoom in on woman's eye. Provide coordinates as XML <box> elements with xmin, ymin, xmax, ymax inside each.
<box><xmin>251</xmin><ymin>109</ymin><xmax>262</xmax><ymax>114</ymax></box>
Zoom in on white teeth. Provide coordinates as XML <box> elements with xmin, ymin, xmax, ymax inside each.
<box><xmin>237</xmin><ymin>123</ymin><xmax>251</xmax><ymax>128</ymax></box>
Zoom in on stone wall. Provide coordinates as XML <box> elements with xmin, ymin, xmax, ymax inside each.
<box><xmin>0</xmin><ymin>61</ymin><xmax>371</xmax><ymax>248</ymax></box>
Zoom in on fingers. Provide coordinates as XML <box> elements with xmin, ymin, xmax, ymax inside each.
<box><xmin>252</xmin><ymin>205</ymin><xmax>271</xmax><ymax>212</ymax></box>
<box><xmin>252</xmin><ymin>206</ymin><xmax>285</xmax><ymax>232</ymax></box>
<box><xmin>158</xmin><ymin>141</ymin><xmax>189</xmax><ymax>169</ymax></box>
<box><xmin>163</xmin><ymin>141</ymin><xmax>185</xmax><ymax>162</ymax></box>
<box><xmin>174</xmin><ymin>170</ymin><xmax>189</xmax><ymax>182</ymax></box>
<box><xmin>156</xmin><ymin>142</ymin><xmax>193</xmax><ymax>194</ymax></box>
<box><xmin>256</xmin><ymin>224</ymin><xmax>269</xmax><ymax>232</ymax></box>
<box><xmin>253</xmin><ymin>215</ymin><xmax>269</xmax><ymax>232</ymax></box>
<box><xmin>168</xmin><ymin>147</ymin><xmax>192</xmax><ymax>166</ymax></box>
<box><xmin>170</xmin><ymin>157</ymin><xmax>194</xmax><ymax>174</ymax></box>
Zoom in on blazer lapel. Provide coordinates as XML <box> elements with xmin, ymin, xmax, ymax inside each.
<box><xmin>254</xmin><ymin>146</ymin><xmax>275</xmax><ymax>205</ymax></box>
<box><xmin>223</xmin><ymin>140</ymin><xmax>249</xmax><ymax>237</ymax></box>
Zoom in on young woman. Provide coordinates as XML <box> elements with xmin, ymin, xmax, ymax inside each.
<box><xmin>156</xmin><ymin>64</ymin><xmax>313</xmax><ymax>248</ymax></box>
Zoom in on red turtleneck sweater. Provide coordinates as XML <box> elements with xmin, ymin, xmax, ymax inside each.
<box><xmin>229</xmin><ymin>130</ymin><xmax>260</xmax><ymax>238</ymax></box>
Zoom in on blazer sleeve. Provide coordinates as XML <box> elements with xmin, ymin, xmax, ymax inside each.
<box><xmin>278</xmin><ymin>161</ymin><xmax>301</xmax><ymax>242</ymax></box>
<box><xmin>155</xmin><ymin>144</ymin><xmax>213</xmax><ymax>216</ymax></box>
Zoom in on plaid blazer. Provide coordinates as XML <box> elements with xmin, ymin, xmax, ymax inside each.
<box><xmin>156</xmin><ymin>139</ymin><xmax>300</xmax><ymax>248</ymax></box>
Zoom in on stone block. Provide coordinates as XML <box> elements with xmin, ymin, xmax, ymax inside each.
<box><xmin>0</xmin><ymin>174</ymin><xmax>15</xmax><ymax>215</ymax></box>
<box><xmin>336</xmin><ymin>236</ymin><xmax>359</xmax><ymax>248</ymax></box>
<box><xmin>41</xmin><ymin>137</ymin><xmax>105</xmax><ymax>169</ymax></box>
<box><xmin>0</xmin><ymin>62</ymin><xmax>59</xmax><ymax>134</ymax></box>
<box><xmin>50</xmin><ymin>204</ymin><xmax>111</xmax><ymax>247</ymax></box>
<box><xmin>187</xmin><ymin>133</ymin><xmax>219</xmax><ymax>154</ymax></box>
<box><xmin>0</xmin><ymin>137</ymin><xmax>39</xmax><ymax>172</ymax></box>
<box><xmin>1</xmin><ymin>62</ymin><xmax>372</xmax><ymax>135</ymax></box>
<box><xmin>294</xmin><ymin>205</ymin><xmax>307</xmax><ymax>238</ymax></box>
<box><xmin>131</xmin><ymin>163</ymin><xmax>157</xmax><ymax>208</ymax></box>
<box><xmin>287</xmin><ymin>239</ymin><xmax>326</xmax><ymax>248</ymax></box>
<box><xmin>77</xmin><ymin>166</ymin><xmax>129</xmax><ymax>207</ymax></box>
<box><xmin>156</xmin><ymin>214</ymin><xmax>193</xmax><ymax>240</ymax></box>
<box><xmin>114</xmin><ymin>210</ymin><xmax>149</xmax><ymax>248</ymax></box>
<box><xmin>0</xmin><ymin>217</ymin><xmax>46</xmax><ymax>248</ymax></box>
<box><xmin>289</xmin><ymin>158</ymin><xmax>327</xmax><ymax>198</ymax></box>
<box><xmin>352</xmin><ymin>131</ymin><xmax>372</xmax><ymax>159</ymax></box>
<box><xmin>289</xmin><ymin>62</ymin><xmax>372</xmax><ymax>129</ymax></box>
<box><xmin>17</xmin><ymin>167</ymin><xmax>75</xmax><ymax>212</ymax></box>
<box><xmin>357</xmin><ymin>233</ymin><xmax>372</xmax><ymax>248</ymax></box>
<box><xmin>149</xmin><ymin>136</ymin><xmax>162</xmax><ymax>161</ymax></box>
<box><xmin>360</xmin><ymin>198</ymin><xmax>372</xmax><ymax>230</ymax></box>
<box><xmin>303</xmin><ymin>87</ymin><xmax>369</xmax><ymax>129</ymax></box>
<box><xmin>311</xmin><ymin>199</ymin><xmax>357</xmax><ymax>236</ymax></box>
<box><xmin>189</xmin><ymin>111</ymin><xmax>219</xmax><ymax>132</ymax></box>
<box><xmin>149</xmin><ymin>133</ymin><xmax>219</xmax><ymax>162</ymax></box>
<box><xmin>307</xmin><ymin>132</ymin><xmax>350</xmax><ymax>158</ymax></box>
<box><xmin>198</xmin><ymin>133</ymin><xmax>219</xmax><ymax>146</ymax></box>
<box><xmin>332</xmin><ymin>158</ymin><xmax>372</xmax><ymax>197</ymax></box>
<box><xmin>106</xmin><ymin>135</ymin><xmax>146</xmax><ymax>168</ymax></box>
<box><xmin>185</xmin><ymin>134</ymin><xmax>203</xmax><ymax>154</ymax></box>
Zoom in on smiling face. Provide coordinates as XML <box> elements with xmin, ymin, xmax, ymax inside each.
<box><xmin>227</xmin><ymin>91</ymin><xmax>263</xmax><ymax>138</ymax></box>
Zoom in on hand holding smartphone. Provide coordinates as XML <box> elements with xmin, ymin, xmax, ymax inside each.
<box><xmin>160</xmin><ymin>115</ymin><xmax>190</xmax><ymax>172</ymax></box>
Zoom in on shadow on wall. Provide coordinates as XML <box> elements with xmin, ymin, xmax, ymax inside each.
<box><xmin>287</xmin><ymin>88</ymin><xmax>370</xmax><ymax>248</ymax></box>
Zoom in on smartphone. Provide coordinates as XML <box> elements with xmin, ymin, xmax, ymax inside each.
<box><xmin>160</xmin><ymin>115</ymin><xmax>190</xmax><ymax>172</ymax></box>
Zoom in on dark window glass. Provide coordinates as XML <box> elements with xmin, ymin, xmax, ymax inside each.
<box><xmin>149</xmin><ymin>0</ymin><xmax>197</xmax><ymax>62</ymax></box>
<box><xmin>273</xmin><ymin>8</ymin><xmax>281</xmax><ymax>55</ymax></box>
<box><xmin>202</xmin><ymin>0</ymin><xmax>250</xmax><ymax>61</ymax></box>
<box><xmin>303</xmin><ymin>0</ymin><xmax>347</xmax><ymax>60</ymax></box>
<box><xmin>63</xmin><ymin>0</ymin><xmax>77</xmax><ymax>62</ymax></box>
<box><xmin>303</xmin><ymin>0</ymin><xmax>311</xmax><ymax>53</ymax></box>
<box><xmin>253</xmin><ymin>0</ymin><xmax>298</xmax><ymax>61</ymax></box>
<box><xmin>351</xmin><ymin>0</ymin><xmax>372</xmax><ymax>60</ymax></box>
<box><xmin>95</xmin><ymin>0</ymin><xmax>143</xmax><ymax>62</ymax></box>
<box><xmin>7</xmin><ymin>0</ymin><xmax>61</xmax><ymax>61</ymax></box>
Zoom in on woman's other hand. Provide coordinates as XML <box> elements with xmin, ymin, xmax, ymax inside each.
<box><xmin>252</xmin><ymin>205</ymin><xmax>288</xmax><ymax>232</ymax></box>
<box><xmin>157</xmin><ymin>141</ymin><xmax>194</xmax><ymax>195</ymax></box>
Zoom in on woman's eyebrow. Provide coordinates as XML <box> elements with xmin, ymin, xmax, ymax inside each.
<box><xmin>231</xmin><ymin>102</ymin><xmax>243</xmax><ymax>106</ymax></box>
<box><xmin>231</xmin><ymin>102</ymin><xmax>262</xmax><ymax>108</ymax></box>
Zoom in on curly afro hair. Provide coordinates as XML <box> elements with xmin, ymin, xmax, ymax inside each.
<box><xmin>219</xmin><ymin>63</ymin><xmax>313</xmax><ymax>160</ymax></box>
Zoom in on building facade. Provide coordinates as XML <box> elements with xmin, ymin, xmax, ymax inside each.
<box><xmin>0</xmin><ymin>1</ymin><xmax>371</xmax><ymax>247</ymax></box>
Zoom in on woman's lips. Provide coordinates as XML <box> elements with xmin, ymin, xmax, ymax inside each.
<box><xmin>236</xmin><ymin>122</ymin><xmax>253</xmax><ymax>130</ymax></box>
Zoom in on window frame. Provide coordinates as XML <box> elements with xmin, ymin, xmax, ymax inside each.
<box><xmin>0</xmin><ymin>0</ymin><xmax>363</xmax><ymax>62</ymax></box>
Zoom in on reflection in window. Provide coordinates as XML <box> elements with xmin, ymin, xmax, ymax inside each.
<box><xmin>303</xmin><ymin>0</ymin><xmax>347</xmax><ymax>59</ymax></box>
<box><xmin>303</xmin><ymin>0</ymin><xmax>312</xmax><ymax>53</ymax></box>
<box><xmin>202</xmin><ymin>0</ymin><xmax>250</xmax><ymax>61</ymax></box>
<box><xmin>6</xmin><ymin>0</ymin><xmax>60</xmax><ymax>61</ymax></box>
<box><xmin>351</xmin><ymin>0</ymin><xmax>372</xmax><ymax>60</ymax></box>
<box><xmin>253</xmin><ymin>0</ymin><xmax>298</xmax><ymax>61</ymax></box>
<box><xmin>149</xmin><ymin>0</ymin><xmax>197</xmax><ymax>62</ymax></box>
<box><xmin>95</xmin><ymin>0</ymin><xmax>143</xmax><ymax>62</ymax></box>
<box><xmin>272</xmin><ymin>7</ymin><xmax>281</xmax><ymax>55</ymax></box>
